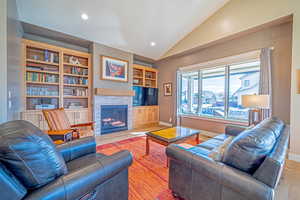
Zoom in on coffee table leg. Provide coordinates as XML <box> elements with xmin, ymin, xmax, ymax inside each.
<box><xmin>196</xmin><ymin>133</ymin><xmax>200</xmax><ymax>144</ymax></box>
<box><xmin>146</xmin><ymin>136</ymin><xmax>149</xmax><ymax>155</ymax></box>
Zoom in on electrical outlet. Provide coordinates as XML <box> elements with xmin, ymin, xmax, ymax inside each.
<box><xmin>169</xmin><ymin>117</ymin><xmax>172</xmax><ymax>122</ymax></box>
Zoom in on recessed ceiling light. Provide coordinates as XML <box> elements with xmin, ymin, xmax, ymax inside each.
<box><xmin>81</xmin><ymin>13</ymin><xmax>89</xmax><ymax>20</ymax></box>
<box><xmin>150</xmin><ymin>42</ymin><xmax>156</xmax><ymax>46</ymax></box>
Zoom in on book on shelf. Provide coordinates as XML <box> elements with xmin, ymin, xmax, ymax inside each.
<box><xmin>64</xmin><ymin>88</ymin><xmax>88</xmax><ymax>96</ymax></box>
<box><xmin>27</xmin><ymin>86</ymin><xmax>59</xmax><ymax>96</ymax></box>
<box><xmin>64</xmin><ymin>76</ymin><xmax>88</xmax><ymax>85</ymax></box>
<box><xmin>26</xmin><ymin>72</ymin><xmax>59</xmax><ymax>83</ymax></box>
<box><xmin>27</xmin><ymin>63</ymin><xmax>59</xmax><ymax>72</ymax></box>
<box><xmin>65</xmin><ymin>66</ymin><xmax>88</xmax><ymax>75</ymax></box>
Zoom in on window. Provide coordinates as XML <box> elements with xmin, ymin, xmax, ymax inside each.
<box><xmin>201</xmin><ymin>67</ymin><xmax>225</xmax><ymax>118</ymax></box>
<box><xmin>179</xmin><ymin>60</ymin><xmax>260</xmax><ymax>122</ymax></box>
<box><xmin>243</xmin><ymin>80</ymin><xmax>250</xmax><ymax>87</ymax></box>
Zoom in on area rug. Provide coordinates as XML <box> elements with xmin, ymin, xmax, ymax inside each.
<box><xmin>96</xmin><ymin>136</ymin><xmax>199</xmax><ymax>200</ymax></box>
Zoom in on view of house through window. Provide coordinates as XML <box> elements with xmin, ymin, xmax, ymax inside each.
<box><xmin>179</xmin><ymin>60</ymin><xmax>260</xmax><ymax>122</ymax></box>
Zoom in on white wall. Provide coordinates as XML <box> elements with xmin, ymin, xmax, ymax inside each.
<box><xmin>0</xmin><ymin>0</ymin><xmax>8</xmax><ymax>123</ymax></box>
<box><xmin>7</xmin><ymin>0</ymin><xmax>23</xmax><ymax>120</ymax></box>
<box><xmin>289</xmin><ymin>0</ymin><xmax>300</xmax><ymax>161</ymax></box>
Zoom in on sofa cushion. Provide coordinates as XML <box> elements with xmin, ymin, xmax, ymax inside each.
<box><xmin>197</xmin><ymin>139</ymin><xmax>223</xmax><ymax>150</ymax></box>
<box><xmin>208</xmin><ymin>136</ymin><xmax>234</xmax><ymax>161</ymax></box>
<box><xmin>255</xmin><ymin>117</ymin><xmax>284</xmax><ymax>138</ymax></box>
<box><xmin>223</xmin><ymin>118</ymin><xmax>281</xmax><ymax>174</ymax></box>
<box><xmin>213</xmin><ymin>134</ymin><xmax>229</xmax><ymax>141</ymax></box>
<box><xmin>0</xmin><ymin>120</ymin><xmax>68</xmax><ymax>189</ymax></box>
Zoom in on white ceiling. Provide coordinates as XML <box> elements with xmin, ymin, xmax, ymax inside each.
<box><xmin>17</xmin><ymin>0</ymin><xmax>229</xmax><ymax>59</ymax></box>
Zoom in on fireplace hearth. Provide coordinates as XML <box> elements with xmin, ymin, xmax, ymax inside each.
<box><xmin>101</xmin><ymin>105</ymin><xmax>128</xmax><ymax>134</ymax></box>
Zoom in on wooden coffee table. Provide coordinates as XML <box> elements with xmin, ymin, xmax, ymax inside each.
<box><xmin>145</xmin><ymin>126</ymin><xmax>200</xmax><ymax>155</ymax></box>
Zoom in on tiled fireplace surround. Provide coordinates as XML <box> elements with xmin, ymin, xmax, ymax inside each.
<box><xmin>94</xmin><ymin>95</ymin><xmax>133</xmax><ymax>135</ymax></box>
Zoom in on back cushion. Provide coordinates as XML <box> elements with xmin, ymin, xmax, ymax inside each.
<box><xmin>222</xmin><ymin>117</ymin><xmax>283</xmax><ymax>174</ymax></box>
<box><xmin>0</xmin><ymin>120</ymin><xmax>68</xmax><ymax>189</ymax></box>
<box><xmin>255</xmin><ymin>117</ymin><xmax>284</xmax><ymax>138</ymax></box>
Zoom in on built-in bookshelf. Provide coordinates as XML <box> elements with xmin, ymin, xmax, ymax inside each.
<box><xmin>133</xmin><ymin>64</ymin><xmax>157</xmax><ymax>88</ymax></box>
<box><xmin>22</xmin><ymin>39</ymin><xmax>92</xmax><ymax>123</ymax></box>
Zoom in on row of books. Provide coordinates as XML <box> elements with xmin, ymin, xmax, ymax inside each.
<box><xmin>27</xmin><ymin>86</ymin><xmax>59</xmax><ymax>96</ymax></box>
<box><xmin>26</xmin><ymin>72</ymin><xmax>59</xmax><ymax>83</ymax></box>
<box><xmin>64</xmin><ymin>88</ymin><xmax>88</xmax><ymax>97</ymax></box>
<box><xmin>64</xmin><ymin>77</ymin><xmax>88</xmax><ymax>85</ymax></box>
<box><xmin>28</xmin><ymin>50</ymin><xmax>59</xmax><ymax>63</ymax></box>
<box><xmin>64</xmin><ymin>67</ymin><xmax>88</xmax><ymax>75</ymax></box>
<box><xmin>27</xmin><ymin>98</ymin><xmax>58</xmax><ymax>110</ymax></box>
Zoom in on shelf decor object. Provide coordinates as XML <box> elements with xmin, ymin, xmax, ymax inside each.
<box><xmin>21</xmin><ymin>39</ymin><xmax>92</xmax><ymax>134</ymax></box>
<box><xmin>101</xmin><ymin>55</ymin><xmax>128</xmax><ymax>82</ymax></box>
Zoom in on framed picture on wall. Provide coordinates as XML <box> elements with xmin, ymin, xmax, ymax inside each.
<box><xmin>101</xmin><ymin>55</ymin><xmax>128</xmax><ymax>82</ymax></box>
<box><xmin>163</xmin><ymin>82</ymin><xmax>172</xmax><ymax>96</ymax></box>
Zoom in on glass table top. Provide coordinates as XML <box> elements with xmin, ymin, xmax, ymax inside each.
<box><xmin>147</xmin><ymin>126</ymin><xmax>200</xmax><ymax>142</ymax></box>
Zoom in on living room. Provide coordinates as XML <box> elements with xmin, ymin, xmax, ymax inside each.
<box><xmin>0</xmin><ymin>0</ymin><xmax>300</xmax><ymax>200</ymax></box>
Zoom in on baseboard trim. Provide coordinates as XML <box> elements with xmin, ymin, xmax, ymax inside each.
<box><xmin>288</xmin><ymin>153</ymin><xmax>300</xmax><ymax>162</ymax></box>
<box><xmin>159</xmin><ymin>121</ymin><xmax>173</xmax><ymax>127</ymax></box>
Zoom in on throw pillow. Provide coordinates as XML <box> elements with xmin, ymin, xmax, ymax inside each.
<box><xmin>0</xmin><ymin>120</ymin><xmax>68</xmax><ymax>189</ymax></box>
<box><xmin>208</xmin><ymin>136</ymin><xmax>234</xmax><ymax>161</ymax></box>
<box><xmin>222</xmin><ymin>118</ymin><xmax>280</xmax><ymax>174</ymax></box>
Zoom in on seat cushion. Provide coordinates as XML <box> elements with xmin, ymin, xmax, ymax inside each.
<box><xmin>0</xmin><ymin>120</ymin><xmax>68</xmax><ymax>189</ymax></box>
<box><xmin>213</xmin><ymin>134</ymin><xmax>229</xmax><ymax>141</ymax></box>
<box><xmin>197</xmin><ymin>139</ymin><xmax>223</xmax><ymax>150</ymax></box>
<box><xmin>223</xmin><ymin>117</ymin><xmax>281</xmax><ymax>174</ymax></box>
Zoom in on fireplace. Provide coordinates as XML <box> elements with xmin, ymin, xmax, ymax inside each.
<box><xmin>101</xmin><ymin>105</ymin><xmax>128</xmax><ymax>134</ymax></box>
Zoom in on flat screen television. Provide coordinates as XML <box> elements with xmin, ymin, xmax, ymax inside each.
<box><xmin>133</xmin><ymin>86</ymin><xmax>158</xmax><ymax>106</ymax></box>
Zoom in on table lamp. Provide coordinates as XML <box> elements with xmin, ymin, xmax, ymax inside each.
<box><xmin>242</xmin><ymin>94</ymin><xmax>270</xmax><ymax>125</ymax></box>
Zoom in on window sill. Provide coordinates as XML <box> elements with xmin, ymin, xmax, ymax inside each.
<box><xmin>179</xmin><ymin>114</ymin><xmax>248</xmax><ymax>126</ymax></box>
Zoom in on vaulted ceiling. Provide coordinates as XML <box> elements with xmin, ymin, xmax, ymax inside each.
<box><xmin>17</xmin><ymin>0</ymin><xmax>229</xmax><ymax>59</ymax></box>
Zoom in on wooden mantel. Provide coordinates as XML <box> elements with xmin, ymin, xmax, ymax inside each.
<box><xmin>95</xmin><ymin>88</ymin><xmax>135</xmax><ymax>96</ymax></box>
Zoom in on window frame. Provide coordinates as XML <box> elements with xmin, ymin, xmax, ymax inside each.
<box><xmin>177</xmin><ymin>60</ymin><xmax>260</xmax><ymax>123</ymax></box>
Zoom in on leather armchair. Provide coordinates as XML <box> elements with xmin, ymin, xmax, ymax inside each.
<box><xmin>0</xmin><ymin>135</ymin><xmax>133</xmax><ymax>200</ymax></box>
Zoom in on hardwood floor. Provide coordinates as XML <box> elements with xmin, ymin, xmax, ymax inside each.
<box><xmin>96</xmin><ymin>127</ymin><xmax>300</xmax><ymax>200</ymax></box>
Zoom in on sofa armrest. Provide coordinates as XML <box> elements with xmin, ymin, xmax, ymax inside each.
<box><xmin>56</xmin><ymin>136</ymin><xmax>96</xmax><ymax>162</ymax></box>
<box><xmin>225</xmin><ymin>125</ymin><xmax>247</xmax><ymax>136</ymax></box>
<box><xmin>166</xmin><ymin>144</ymin><xmax>273</xmax><ymax>200</ymax></box>
<box><xmin>24</xmin><ymin>150</ymin><xmax>133</xmax><ymax>200</ymax></box>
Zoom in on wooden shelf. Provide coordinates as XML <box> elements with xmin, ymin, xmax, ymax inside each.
<box><xmin>26</xmin><ymin>95</ymin><xmax>59</xmax><ymax>98</ymax></box>
<box><xmin>22</xmin><ymin>39</ymin><xmax>92</xmax><ymax>131</ymax></box>
<box><xmin>63</xmin><ymin>62</ymin><xmax>88</xmax><ymax>68</ymax></box>
<box><xmin>26</xmin><ymin>81</ymin><xmax>59</xmax><ymax>85</ymax></box>
<box><xmin>26</xmin><ymin>59</ymin><xmax>59</xmax><ymax>66</ymax></box>
<box><xmin>133</xmin><ymin>76</ymin><xmax>143</xmax><ymax>79</ymax></box>
<box><xmin>133</xmin><ymin>84</ymin><xmax>144</xmax><ymax>87</ymax></box>
<box><xmin>26</xmin><ymin>69</ymin><xmax>59</xmax><ymax>75</ymax></box>
<box><xmin>133</xmin><ymin>64</ymin><xmax>158</xmax><ymax>88</ymax></box>
<box><xmin>145</xmin><ymin>78</ymin><xmax>156</xmax><ymax>81</ymax></box>
<box><xmin>64</xmin><ymin>84</ymin><xmax>88</xmax><ymax>87</ymax></box>
<box><xmin>64</xmin><ymin>96</ymin><xmax>89</xmax><ymax>99</ymax></box>
<box><xmin>64</xmin><ymin>73</ymin><xmax>88</xmax><ymax>78</ymax></box>
<box><xmin>95</xmin><ymin>88</ymin><xmax>135</xmax><ymax>96</ymax></box>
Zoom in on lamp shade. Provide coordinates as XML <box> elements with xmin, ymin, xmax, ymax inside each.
<box><xmin>242</xmin><ymin>94</ymin><xmax>270</xmax><ymax>109</ymax></box>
